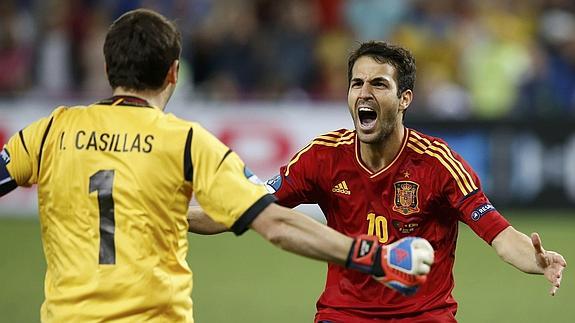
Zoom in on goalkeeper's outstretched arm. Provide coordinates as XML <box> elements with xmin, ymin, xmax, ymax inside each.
<box><xmin>188</xmin><ymin>202</ymin><xmax>435</xmax><ymax>295</ymax></box>
<box><xmin>250</xmin><ymin>203</ymin><xmax>352</xmax><ymax>265</ymax></box>
<box><xmin>187</xmin><ymin>204</ymin><xmax>352</xmax><ymax>262</ymax></box>
<box><xmin>250</xmin><ymin>203</ymin><xmax>434</xmax><ymax>295</ymax></box>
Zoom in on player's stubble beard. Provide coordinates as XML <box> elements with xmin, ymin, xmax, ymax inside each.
<box><xmin>355</xmin><ymin>106</ymin><xmax>401</xmax><ymax>147</ymax></box>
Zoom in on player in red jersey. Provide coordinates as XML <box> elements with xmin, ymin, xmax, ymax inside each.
<box><xmin>187</xmin><ymin>41</ymin><xmax>566</xmax><ymax>322</ymax></box>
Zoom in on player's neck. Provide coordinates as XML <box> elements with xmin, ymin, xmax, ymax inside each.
<box><xmin>112</xmin><ymin>87</ymin><xmax>169</xmax><ymax>111</ymax></box>
<box><xmin>359</xmin><ymin>125</ymin><xmax>405</xmax><ymax>173</ymax></box>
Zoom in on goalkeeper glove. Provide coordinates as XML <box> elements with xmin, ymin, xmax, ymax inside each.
<box><xmin>346</xmin><ymin>235</ymin><xmax>434</xmax><ymax>296</ymax></box>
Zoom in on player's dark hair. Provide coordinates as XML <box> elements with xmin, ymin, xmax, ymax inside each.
<box><xmin>347</xmin><ymin>41</ymin><xmax>416</xmax><ymax>98</ymax></box>
<box><xmin>104</xmin><ymin>9</ymin><xmax>181</xmax><ymax>91</ymax></box>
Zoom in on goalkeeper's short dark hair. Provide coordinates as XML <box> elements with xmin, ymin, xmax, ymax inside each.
<box><xmin>104</xmin><ymin>9</ymin><xmax>182</xmax><ymax>92</ymax></box>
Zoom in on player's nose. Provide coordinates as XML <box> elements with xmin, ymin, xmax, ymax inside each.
<box><xmin>358</xmin><ymin>83</ymin><xmax>375</xmax><ymax>100</ymax></box>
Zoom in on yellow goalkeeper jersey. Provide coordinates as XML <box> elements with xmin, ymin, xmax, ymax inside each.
<box><xmin>3</xmin><ymin>96</ymin><xmax>274</xmax><ymax>322</ymax></box>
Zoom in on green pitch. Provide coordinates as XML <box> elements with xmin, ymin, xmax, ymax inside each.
<box><xmin>0</xmin><ymin>212</ymin><xmax>572</xmax><ymax>322</ymax></box>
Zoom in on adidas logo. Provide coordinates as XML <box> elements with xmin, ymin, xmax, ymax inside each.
<box><xmin>332</xmin><ymin>181</ymin><xmax>351</xmax><ymax>195</ymax></box>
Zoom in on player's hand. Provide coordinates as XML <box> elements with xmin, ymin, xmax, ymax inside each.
<box><xmin>346</xmin><ymin>235</ymin><xmax>434</xmax><ymax>296</ymax></box>
<box><xmin>531</xmin><ymin>232</ymin><xmax>567</xmax><ymax>296</ymax></box>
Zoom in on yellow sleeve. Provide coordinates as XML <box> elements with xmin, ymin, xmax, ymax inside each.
<box><xmin>5</xmin><ymin>115</ymin><xmax>55</xmax><ymax>186</ymax></box>
<box><xmin>190</xmin><ymin>124</ymin><xmax>275</xmax><ymax>235</ymax></box>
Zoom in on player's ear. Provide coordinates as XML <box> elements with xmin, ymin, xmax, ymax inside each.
<box><xmin>399</xmin><ymin>89</ymin><xmax>412</xmax><ymax>113</ymax></box>
<box><xmin>166</xmin><ymin>60</ymin><xmax>179</xmax><ymax>85</ymax></box>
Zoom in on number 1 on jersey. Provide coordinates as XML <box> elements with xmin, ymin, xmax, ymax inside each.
<box><xmin>89</xmin><ymin>170</ymin><xmax>116</xmax><ymax>265</ymax></box>
<box><xmin>367</xmin><ymin>213</ymin><xmax>389</xmax><ymax>243</ymax></box>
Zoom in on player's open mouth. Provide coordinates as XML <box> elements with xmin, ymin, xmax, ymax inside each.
<box><xmin>358</xmin><ymin>107</ymin><xmax>377</xmax><ymax>130</ymax></box>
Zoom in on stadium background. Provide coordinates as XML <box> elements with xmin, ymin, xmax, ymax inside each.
<box><xmin>0</xmin><ymin>0</ymin><xmax>573</xmax><ymax>322</ymax></box>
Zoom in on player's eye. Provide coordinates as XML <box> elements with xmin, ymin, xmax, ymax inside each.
<box><xmin>351</xmin><ymin>80</ymin><xmax>363</xmax><ymax>88</ymax></box>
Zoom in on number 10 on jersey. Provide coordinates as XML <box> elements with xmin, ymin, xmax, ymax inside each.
<box><xmin>367</xmin><ymin>213</ymin><xmax>388</xmax><ymax>243</ymax></box>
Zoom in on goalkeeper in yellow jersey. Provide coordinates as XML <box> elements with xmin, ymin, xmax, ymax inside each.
<box><xmin>0</xmin><ymin>8</ymin><xmax>434</xmax><ymax>323</ymax></box>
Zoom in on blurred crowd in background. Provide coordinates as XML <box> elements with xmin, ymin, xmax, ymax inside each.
<box><xmin>1</xmin><ymin>0</ymin><xmax>575</xmax><ymax>119</ymax></box>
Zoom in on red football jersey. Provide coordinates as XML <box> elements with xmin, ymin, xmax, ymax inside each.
<box><xmin>268</xmin><ymin>128</ymin><xmax>510</xmax><ymax>322</ymax></box>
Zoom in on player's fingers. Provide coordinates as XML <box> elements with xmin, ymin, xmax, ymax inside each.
<box><xmin>412</xmin><ymin>249</ymin><xmax>433</xmax><ymax>275</ymax></box>
<box><xmin>550</xmin><ymin>271</ymin><xmax>562</xmax><ymax>287</ymax></box>
<box><xmin>413</xmin><ymin>238</ymin><xmax>435</xmax><ymax>263</ymax></box>
<box><xmin>417</xmin><ymin>263</ymin><xmax>431</xmax><ymax>275</ymax></box>
<box><xmin>556</xmin><ymin>253</ymin><xmax>567</xmax><ymax>267</ymax></box>
<box><xmin>555</xmin><ymin>265</ymin><xmax>564</xmax><ymax>284</ymax></box>
<box><xmin>546</xmin><ymin>252</ymin><xmax>568</xmax><ymax>270</ymax></box>
<box><xmin>531</xmin><ymin>232</ymin><xmax>545</xmax><ymax>254</ymax></box>
<box><xmin>556</xmin><ymin>271</ymin><xmax>563</xmax><ymax>287</ymax></box>
<box><xmin>549</xmin><ymin>268</ymin><xmax>563</xmax><ymax>296</ymax></box>
<box><xmin>418</xmin><ymin>248</ymin><xmax>434</xmax><ymax>267</ymax></box>
<box><xmin>545</xmin><ymin>263</ymin><xmax>564</xmax><ymax>288</ymax></box>
<box><xmin>548</xmin><ymin>269</ymin><xmax>562</xmax><ymax>296</ymax></box>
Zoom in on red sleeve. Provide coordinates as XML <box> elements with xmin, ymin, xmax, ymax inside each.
<box><xmin>456</xmin><ymin>191</ymin><xmax>510</xmax><ymax>244</ymax></box>
<box><xmin>266</xmin><ymin>143</ymin><xmax>322</xmax><ymax>208</ymax></box>
<box><xmin>439</xmin><ymin>146</ymin><xmax>510</xmax><ymax>244</ymax></box>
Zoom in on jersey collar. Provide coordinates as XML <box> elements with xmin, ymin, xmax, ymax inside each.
<box><xmin>96</xmin><ymin>96</ymin><xmax>155</xmax><ymax>109</ymax></box>
<box><xmin>354</xmin><ymin>127</ymin><xmax>409</xmax><ymax>179</ymax></box>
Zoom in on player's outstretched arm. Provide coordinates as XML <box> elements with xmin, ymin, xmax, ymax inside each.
<box><xmin>492</xmin><ymin>227</ymin><xmax>567</xmax><ymax>295</ymax></box>
<box><xmin>187</xmin><ymin>206</ymin><xmax>229</xmax><ymax>234</ymax></box>
<box><xmin>250</xmin><ymin>203</ymin><xmax>434</xmax><ymax>295</ymax></box>
<box><xmin>250</xmin><ymin>203</ymin><xmax>352</xmax><ymax>265</ymax></box>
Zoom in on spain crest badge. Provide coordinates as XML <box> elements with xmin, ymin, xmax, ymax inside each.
<box><xmin>392</xmin><ymin>181</ymin><xmax>420</xmax><ymax>215</ymax></box>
